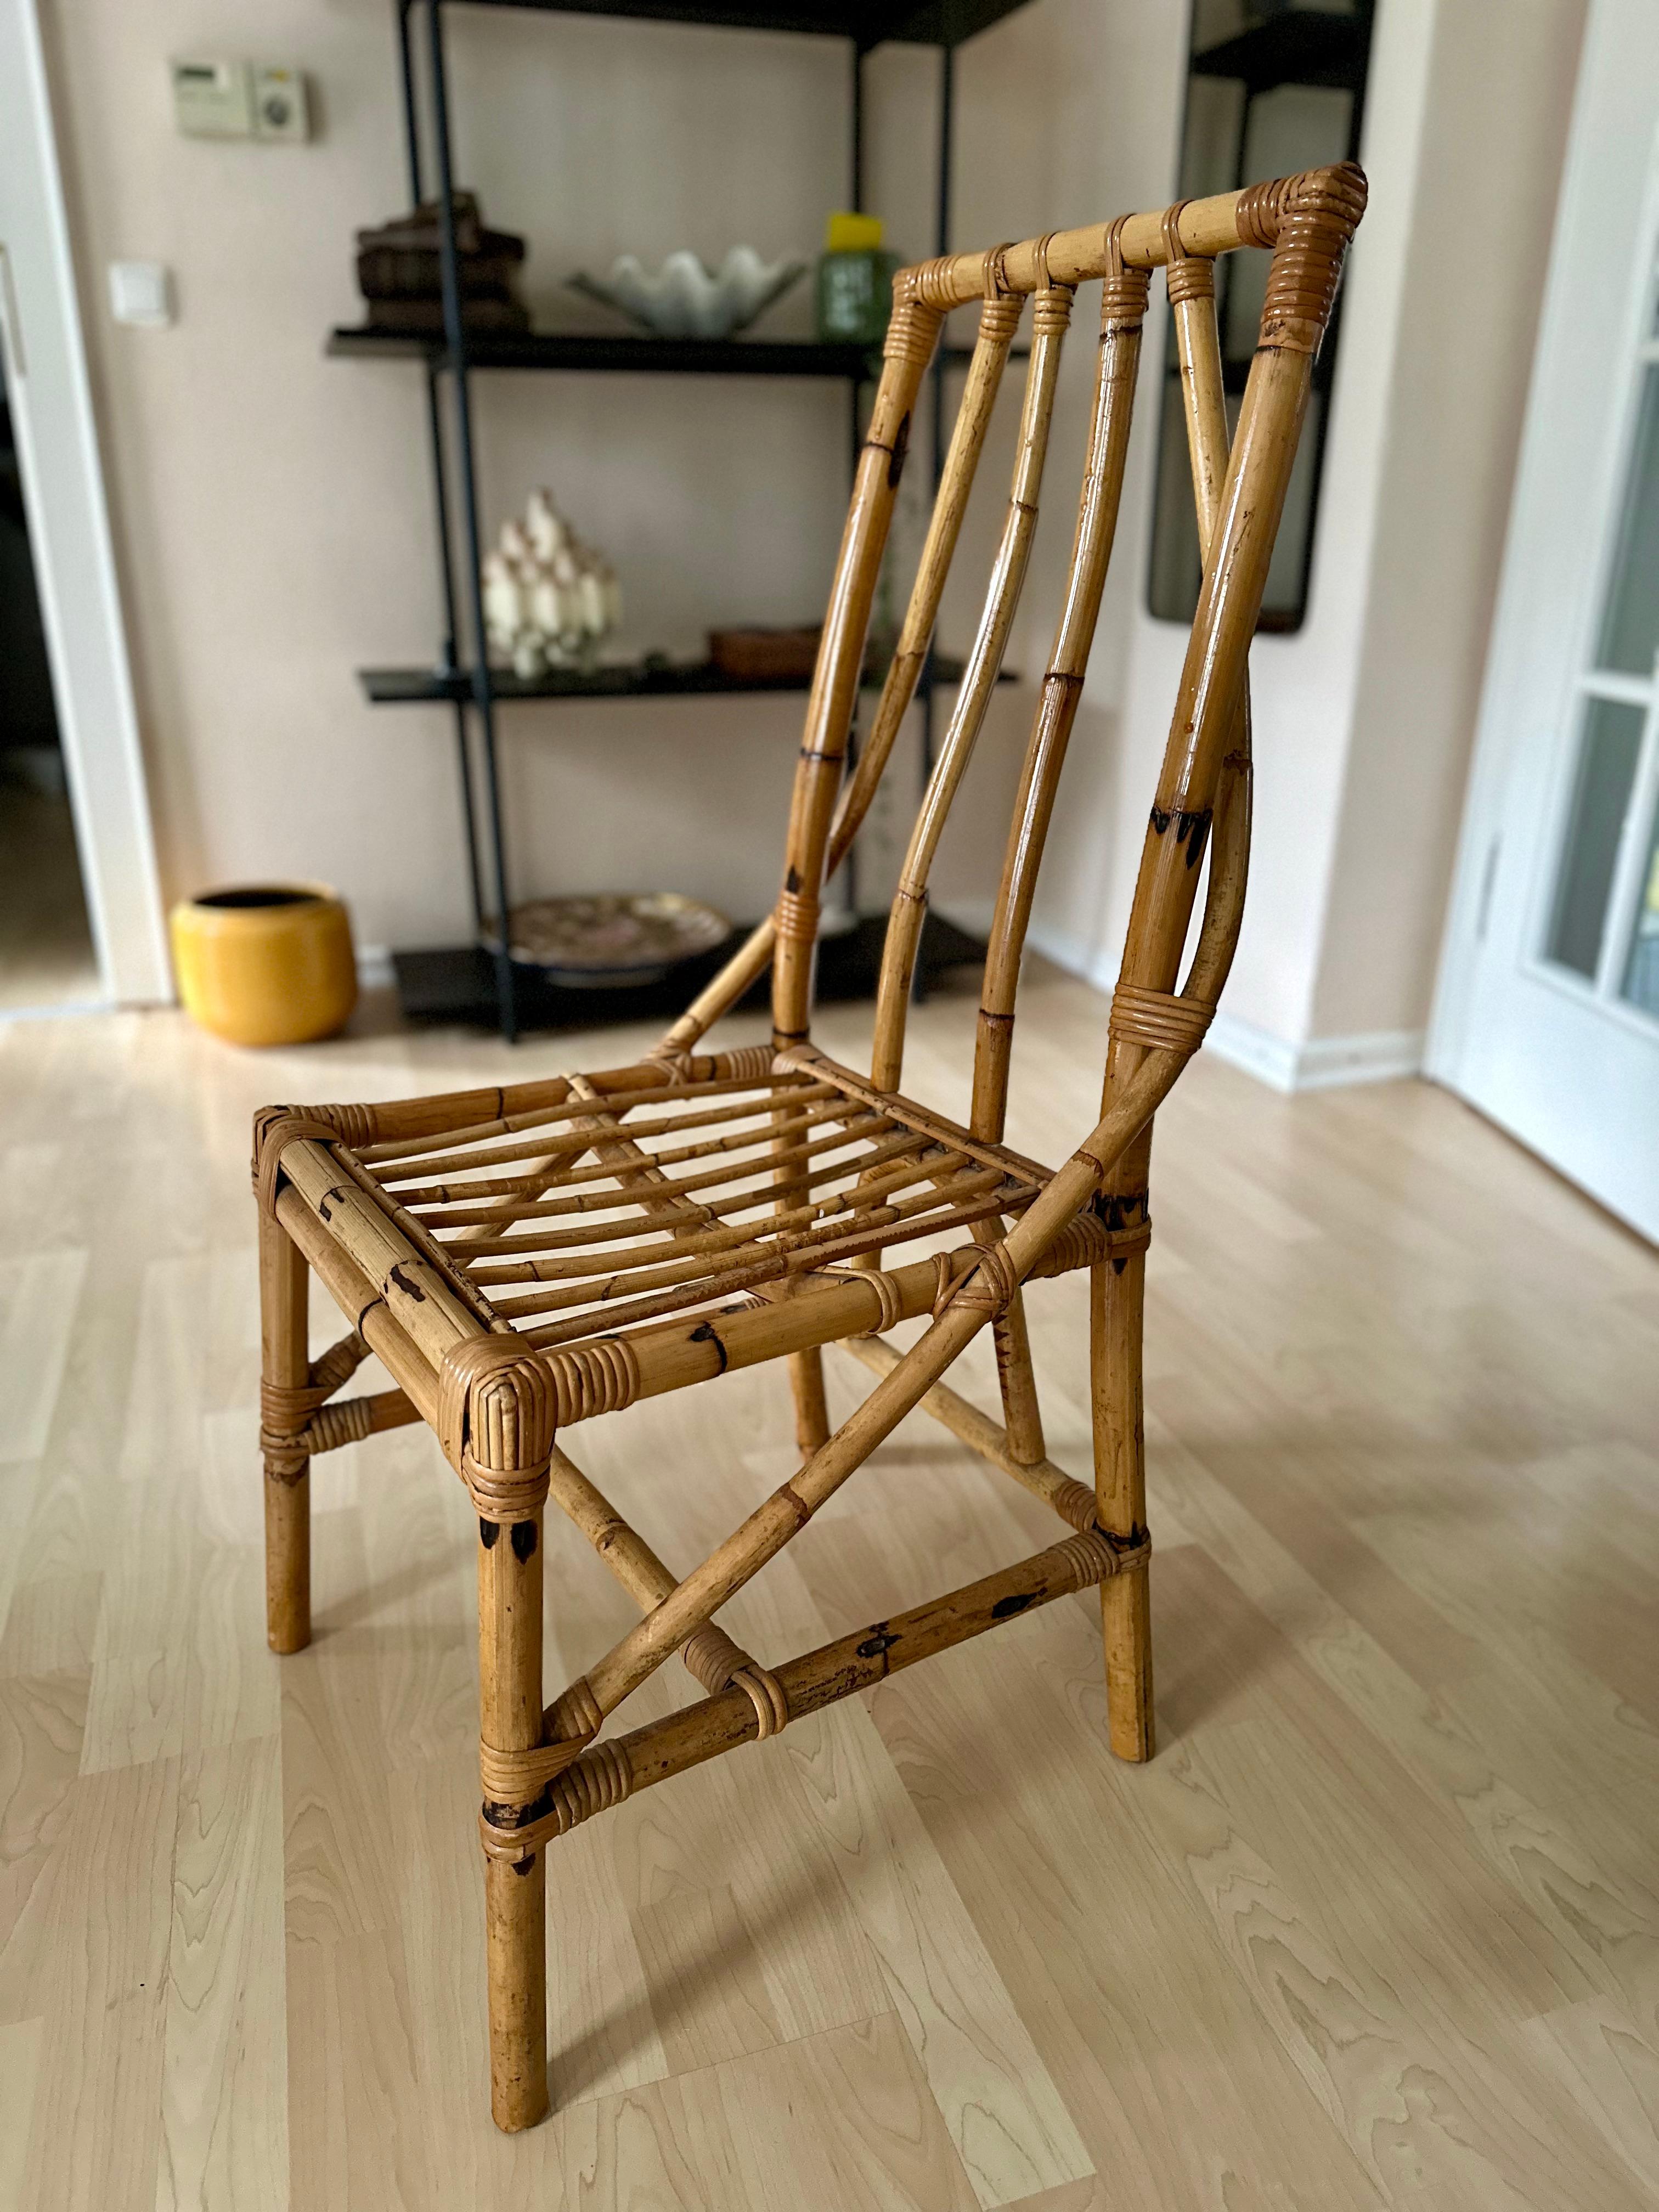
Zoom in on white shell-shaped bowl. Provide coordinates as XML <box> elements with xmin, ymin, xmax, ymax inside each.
<box><xmin>568</xmin><ymin>245</ymin><xmax>806</xmax><ymax>340</ymax></box>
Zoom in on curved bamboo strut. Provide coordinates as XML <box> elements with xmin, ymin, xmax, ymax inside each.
<box><xmin>968</xmin><ymin>232</ymin><xmax>1151</xmax><ymax>1141</ymax></box>
<box><xmin>770</xmin><ymin>300</ymin><xmax>944</xmax><ymax>1047</ymax></box>
<box><xmin>1166</xmin><ymin>223</ymin><xmax>1255</xmax><ymax>1017</ymax></box>
<box><xmin>659</xmin><ymin>291</ymin><xmax>1023</xmax><ymax>1057</ymax></box>
<box><xmin>870</xmin><ymin>282</ymin><xmax>1073</xmax><ymax>1092</ymax></box>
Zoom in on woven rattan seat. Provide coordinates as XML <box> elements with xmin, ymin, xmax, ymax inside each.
<box><xmin>254</xmin><ymin>163</ymin><xmax>1367</xmax><ymax>2130</ymax></box>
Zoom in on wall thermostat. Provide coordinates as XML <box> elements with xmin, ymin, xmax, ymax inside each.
<box><xmin>171</xmin><ymin>57</ymin><xmax>312</xmax><ymax>143</ymax></box>
<box><xmin>171</xmin><ymin>57</ymin><xmax>254</xmax><ymax>139</ymax></box>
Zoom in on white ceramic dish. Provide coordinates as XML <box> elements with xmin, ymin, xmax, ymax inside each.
<box><xmin>567</xmin><ymin>246</ymin><xmax>806</xmax><ymax>340</ymax></box>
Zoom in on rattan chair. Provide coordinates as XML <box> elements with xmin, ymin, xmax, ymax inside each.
<box><xmin>254</xmin><ymin>163</ymin><xmax>1366</xmax><ymax>2130</ymax></box>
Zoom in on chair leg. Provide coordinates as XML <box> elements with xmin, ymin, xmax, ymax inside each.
<box><xmin>1090</xmin><ymin>1255</ymin><xmax>1154</xmax><ymax>1760</ymax></box>
<box><xmin>993</xmin><ymin>1288</ymin><xmax>1046</xmax><ymax>1466</ymax></box>
<box><xmin>258</xmin><ymin>1204</ymin><xmax>312</xmax><ymax>1655</ymax></box>
<box><xmin>478</xmin><ymin>1508</ymin><xmax>549</xmax><ymax>2131</ymax></box>
<box><xmin>788</xmin><ymin>1347</ymin><xmax>831</xmax><ymax>1457</ymax></box>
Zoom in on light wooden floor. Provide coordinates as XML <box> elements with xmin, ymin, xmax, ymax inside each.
<box><xmin>2</xmin><ymin>963</ymin><xmax>1656</xmax><ymax>2211</ymax></box>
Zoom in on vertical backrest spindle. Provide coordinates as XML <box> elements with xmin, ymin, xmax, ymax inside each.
<box><xmin>662</xmin><ymin>280</ymin><xmax>1023</xmax><ymax>1058</ymax></box>
<box><xmin>771</xmin><ymin>296</ymin><xmax>943</xmax><ymax>1048</ymax></box>
<box><xmin>968</xmin><ymin>219</ymin><xmax>1152</xmax><ymax>1139</ymax></box>
<box><xmin>870</xmin><ymin>261</ymin><xmax>1074</xmax><ymax>1091</ymax></box>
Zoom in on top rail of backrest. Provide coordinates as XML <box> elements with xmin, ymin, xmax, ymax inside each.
<box><xmin>893</xmin><ymin>165</ymin><xmax>1363</xmax><ymax>311</ymax></box>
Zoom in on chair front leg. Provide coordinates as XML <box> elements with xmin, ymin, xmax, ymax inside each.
<box><xmin>258</xmin><ymin>1204</ymin><xmax>312</xmax><ymax>1655</ymax></box>
<box><xmin>478</xmin><ymin>1492</ymin><xmax>550</xmax><ymax>2131</ymax></box>
<box><xmin>1090</xmin><ymin>1252</ymin><xmax>1154</xmax><ymax>1759</ymax></box>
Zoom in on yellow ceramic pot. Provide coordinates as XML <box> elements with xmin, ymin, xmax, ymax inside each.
<box><xmin>170</xmin><ymin>883</ymin><xmax>358</xmax><ymax>1047</ymax></box>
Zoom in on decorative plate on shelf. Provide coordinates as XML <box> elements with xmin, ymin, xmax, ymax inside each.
<box><xmin>482</xmin><ymin>893</ymin><xmax>731</xmax><ymax>989</ymax></box>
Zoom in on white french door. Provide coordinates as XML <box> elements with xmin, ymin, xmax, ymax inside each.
<box><xmin>1431</xmin><ymin>0</ymin><xmax>1659</xmax><ymax>1241</ymax></box>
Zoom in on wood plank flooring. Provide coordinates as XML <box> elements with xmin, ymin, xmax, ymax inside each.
<box><xmin>1</xmin><ymin>962</ymin><xmax>1655</xmax><ymax>2210</ymax></box>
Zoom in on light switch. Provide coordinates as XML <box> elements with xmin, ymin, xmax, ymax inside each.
<box><xmin>252</xmin><ymin>65</ymin><xmax>311</xmax><ymax>143</ymax></box>
<box><xmin>109</xmin><ymin>262</ymin><xmax>174</xmax><ymax>329</ymax></box>
<box><xmin>171</xmin><ymin>57</ymin><xmax>253</xmax><ymax>139</ymax></box>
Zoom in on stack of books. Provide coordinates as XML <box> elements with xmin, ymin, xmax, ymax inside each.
<box><xmin>355</xmin><ymin>194</ymin><xmax>529</xmax><ymax>335</ymax></box>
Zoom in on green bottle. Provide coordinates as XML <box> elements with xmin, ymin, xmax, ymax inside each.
<box><xmin>816</xmin><ymin>212</ymin><xmax>902</xmax><ymax>346</ymax></box>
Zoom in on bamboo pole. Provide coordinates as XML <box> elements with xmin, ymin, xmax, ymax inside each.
<box><xmin>834</xmin><ymin>1331</ymin><xmax>1092</xmax><ymax>1527</ymax></box>
<box><xmin>1092</xmin><ymin>1252</ymin><xmax>1150</xmax><ymax>1756</ymax></box>
<box><xmin>279</xmin><ymin>1137</ymin><xmax>487</xmax><ymax>1371</ymax></box>
<box><xmin>969</xmin><ymin>229</ymin><xmax>1149</xmax><ymax>1143</ymax></box>
<box><xmin>479</xmin><ymin>1496</ymin><xmax>548</xmax><ymax>2131</ymax></box>
<box><xmin>300</xmin><ymin>1385</ymin><xmax>421</xmax><ymax>1455</ymax></box>
<box><xmin>870</xmin><ymin>283</ymin><xmax>1071</xmax><ymax>1090</ymax></box>
<box><xmin>659</xmin><ymin>291</ymin><xmax>1022</xmax><ymax>1058</ymax></box>
<box><xmin>771</xmin><ymin>297</ymin><xmax>944</xmax><ymax>1048</ymax></box>
<box><xmin>259</xmin><ymin>1206</ymin><xmax>312</xmax><ymax>1655</ymax></box>
<box><xmin>991</xmin><ymin>1287</ymin><xmax>1046</xmax><ymax>1468</ymax></box>
<box><xmin>272</xmin><ymin>1184</ymin><xmax>441</xmax><ymax>1427</ymax></box>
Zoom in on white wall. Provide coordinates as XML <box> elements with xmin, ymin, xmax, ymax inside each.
<box><xmin>40</xmin><ymin>0</ymin><xmax>1583</xmax><ymax>1073</ymax></box>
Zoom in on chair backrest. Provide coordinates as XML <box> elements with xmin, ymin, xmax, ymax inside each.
<box><xmin>665</xmin><ymin>165</ymin><xmax>1367</xmax><ymax>1144</ymax></box>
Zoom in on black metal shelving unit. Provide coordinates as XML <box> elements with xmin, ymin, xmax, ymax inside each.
<box><xmin>339</xmin><ymin>0</ymin><xmax>1035</xmax><ymax>1039</ymax></box>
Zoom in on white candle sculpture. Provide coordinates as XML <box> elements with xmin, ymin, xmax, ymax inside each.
<box><xmin>482</xmin><ymin>488</ymin><xmax>622</xmax><ymax>678</ymax></box>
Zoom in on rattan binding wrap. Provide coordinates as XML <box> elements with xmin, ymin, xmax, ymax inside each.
<box><xmin>1108</xmin><ymin>983</ymin><xmax>1216</xmax><ymax>1057</ymax></box>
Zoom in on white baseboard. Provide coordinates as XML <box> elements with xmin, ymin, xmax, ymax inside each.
<box><xmin>356</xmin><ymin>943</ymin><xmax>396</xmax><ymax>989</ymax></box>
<box><xmin>1206</xmin><ymin>1012</ymin><xmax>1424</xmax><ymax>1093</ymax></box>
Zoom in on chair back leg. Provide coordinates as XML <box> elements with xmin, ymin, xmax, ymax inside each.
<box><xmin>1092</xmin><ymin>1252</ymin><xmax>1152</xmax><ymax>1758</ymax></box>
<box><xmin>788</xmin><ymin>1345</ymin><xmax>832</xmax><ymax>1457</ymax></box>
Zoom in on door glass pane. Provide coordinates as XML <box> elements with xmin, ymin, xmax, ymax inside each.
<box><xmin>1545</xmin><ymin>695</ymin><xmax>1644</xmax><ymax>977</ymax></box>
<box><xmin>1595</xmin><ymin>365</ymin><xmax>1659</xmax><ymax>675</ymax></box>
<box><xmin>1620</xmin><ymin>793</ymin><xmax>1659</xmax><ymax>1015</ymax></box>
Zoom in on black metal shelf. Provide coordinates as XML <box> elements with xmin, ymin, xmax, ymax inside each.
<box><xmin>334</xmin><ymin>333</ymin><xmax>1026</xmax><ymax>378</ymax></box>
<box><xmin>375</xmin><ymin>0</ymin><xmax>1034</xmax><ymax>1039</ymax></box>
<box><xmin>328</xmin><ymin>326</ymin><xmax>876</xmax><ymax>376</ymax></box>
<box><xmin>393</xmin><ymin>911</ymin><xmax>985</xmax><ymax>1035</ymax></box>
<box><xmin>432</xmin><ymin>1</ymin><xmax>1031</xmax><ymax>48</ymax></box>
<box><xmin>1192</xmin><ymin>12</ymin><xmax>1369</xmax><ymax>96</ymax></box>
<box><xmin>358</xmin><ymin>652</ymin><xmax>1001</xmax><ymax>706</ymax></box>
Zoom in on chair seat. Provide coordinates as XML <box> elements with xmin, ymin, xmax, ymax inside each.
<box><xmin>267</xmin><ymin>1041</ymin><xmax>1126</xmax><ymax>1413</ymax></box>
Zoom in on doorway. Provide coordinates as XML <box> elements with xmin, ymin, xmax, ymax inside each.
<box><xmin>1431</xmin><ymin>0</ymin><xmax>1659</xmax><ymax>1243</ymax></box>
<box><xmin>0</xmin><ymin>347</ymin><xmax>100</xmax><ymax>1011</ymax></box>
<box><xmin>0</xmin><ymin>0</ymin><xmax>168</xmax><ymax>1014</ymax></box>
